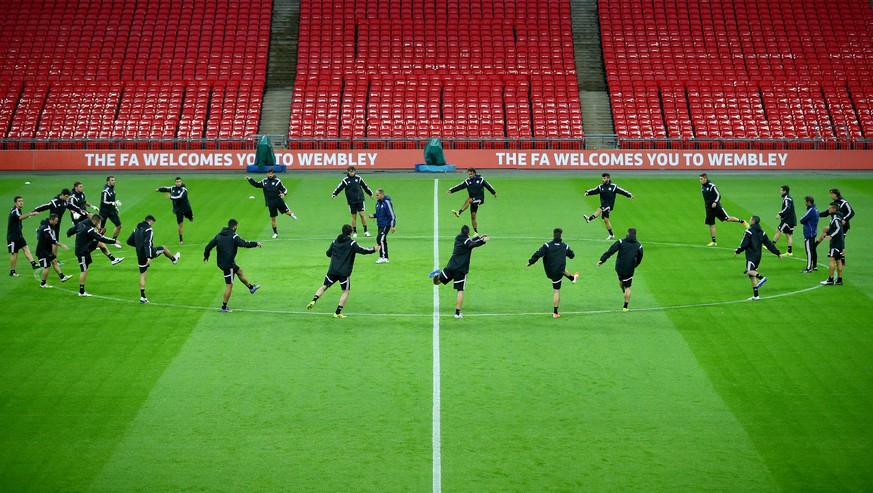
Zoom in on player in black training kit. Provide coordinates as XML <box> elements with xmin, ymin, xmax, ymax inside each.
<box><xmin>447</xmin><ymin>168</ymin><xmax>497</xmax><ymax>234</ymax></box>
<box><xmin>246</xmin><ymin>168</ymin><xmax>297</xmax><ymax>238</ymax></box>
<box><xmin>31</xmin><ymin>188</ymin><xmax>88</xmax><ymax>240</ymax></box>
<box><xmin>67</xmin><ymin>180</ymin><xmax>121</xmax><ymax>261</ymax></box>
<box><xmin>734</xmin><ymin>216</ymin><xmax>781</xmax><ymax>301</ymax></box>
<box><xmin>331</xmin><ymin>166</ymin><xmax>374</xmax><ymax>238</ymax></box>
<box><xmin>598</xmin><ymin>227</ymin><xmax>644</xmax><ymax>311</ymax></box>
<box><xmin>99</xmin><ymin>176</ymin><xmax>124</xmax><ymax>245</ymax></box>
<box><xmin>204</xmin><ymin>219</ymin><xmax>262</xmax><ymax>312</ymax></box>
<box><xmin>75</xmin><ymin>215</ymin><xmax>122</xmax><ymax>297</ymax></box>
<box><xmin>156</xmin><ymin>176</ymin><xmax>193</xmax><ymax>244</ymax></box>
<box><xmin>69</xmin><ymin>181</ymin><xmax>100</xmax><ymax>226</ymax></box>
<box><xmin>817</xmin><ymin>202</ymin><xmax>845</xmax><ymax>286</ymax></box>
<box><xmin>699</xmin><ymin>173</ymin><xmax>748</xmax><ymax>246</ymax></box>
<box><xmin>583</xmin><ymin>173</ymin><xmax>634</xmax><ymax>240</ymax></box>
<box><xmin>430</xmin><ymin>224</ymin><xmax>489</xmax><ymax>319</ymax></box>
<box><xmin>772</xmin><ymin>185</ymin><xmax>796</xmax><ymax>256</ymax></box>
<box><xmin>820</xmin><ymin>188</ymin><xmax>854</xmax><ymax>267</ymax></box>
<box><xmin>7</xmin><ymin>196</ymin><xmax>39</xmax><ymax>276</ymax></box>
<box><xmin>127</xmin><ymin>215</ymin><xmax>180</xmax><ymax>303</ymax></box>
<box><xmin>527</xmin><ymin>227</ymin><xmax>579</xmax><ymax>318</ymax></box>
<box><xmin>306</xmin><ymin>223</ymin><xmax>380</xmax><ymax>318</ymax></box>
<box><xmin>35</xmin><ymin>214</ymin><xmax>72</xmax><ymax>288</ymax></box>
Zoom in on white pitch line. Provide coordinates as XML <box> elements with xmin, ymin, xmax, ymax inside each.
<box><xmin>41</xmin><ymin>281</ymin><xmax>825</xmax><ymax>317</ymax></box>
<box><xmin>432</xmin><ymin>178</ymin><xmax>442</xmax><ymax>493</ymax></box>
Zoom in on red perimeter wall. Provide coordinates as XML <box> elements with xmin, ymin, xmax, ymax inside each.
<box><xmin>0</xmin><ymin>149</ymin><xmax>871</xmax><ymax>171</ymax></box>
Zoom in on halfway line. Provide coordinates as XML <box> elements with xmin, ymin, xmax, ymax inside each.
<box><xmin>432</xmin><ymin>178</ymin><xmax>442</xmax><ymax>493</ymax></box>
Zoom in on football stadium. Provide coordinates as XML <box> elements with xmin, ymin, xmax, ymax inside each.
<box><xmin>2</xmin><ymin>1</ymin><xmax>872</xmax><ymax>492</ymax></box>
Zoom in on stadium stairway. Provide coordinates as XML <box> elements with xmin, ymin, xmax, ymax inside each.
<box><xmin>579</xmin><ymin>91</ymin><xmax>615</xmax><ymax>138</ymax></box>
<box><xmin>259</xmin><ymin>0</ymin><xmax>300</xmax><ymax>135</ymax></box>
<box><xmin>570</xmin><ymin>0</ymin><xmax>615</xmax><ymax>135</ymax></box>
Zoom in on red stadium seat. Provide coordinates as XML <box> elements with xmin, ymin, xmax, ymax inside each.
<box><xmin>0</xmin><ymin>0</ymin><xmax>271</xmax><ymax>140</ymax></box>
<box><xmin>600</xmin><ymin>0</ymin><xmax>873</xmax><ymax>143</ymax></box>
<box><xmin>288</xmin><ymin>0</ymin><xmax>584</xmax><ymax>141</ymax></box>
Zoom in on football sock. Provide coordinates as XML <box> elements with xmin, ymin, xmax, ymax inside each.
<box><xmin>363</xmin><ymin>225</ymin><xmax>368</xmax><ymax>232</ymax></box>
<box><xmin>787</xmin><ymin>246</ymin><xmax>793</xmax><ymax>253</ymax></box>
<box><xmin>607</xmin><ymin>228</ymin><xmax>613</xmax><ymax>236</ymax></box>
<box><xmin>108</xmin><ymin>254</ymin><xmax>116</xmax><ymax>261</ymax></box>
<box><xmin>335</xmin><ymin>305</ymin><xmax>343</xmax><ymax>315</ymax></box>
<box><xmin>553</xmin><ymin>307</ymin><xmax>559</xmax><ymax>315</ymax></box>
<box><xmin>9</xmin><ymin>270</ymin><xmax>15</xmax><ymax>276</ymax></box>
<box><xmin>222</xmin><ymin>302</ymin><xmax>228</xmax><ymax>309</ymax></box>
<box><xmin>140</xmin><ymin>289</ymin><xmax>146</xmax><ymax>298</ymax></box>
<box><xmin>474</xmin><ymin>228</ymin><xmax>478</xmax><ymax>234</ymax></box>
<box><xmin>455</xmin><ymin>309</ymin><xmax>461</xmax><ymax>316</ymax></box>
<box><xmin>753</xmin><ymin>287</ymin><xmax>759</xmax><ymax>297</ymax></box>
<box><xmin>756</xmin><ymin>274</ymin><xmax>764</xmax><ymax>280</ymax></box>
<box><xmin>245</xmin><ymin>282</ymin><xmax>253</xmax><ymax>290</ymax></box>
<box><xmin>40</xmin><ymin>279</ymin><xmax>46</xmax><ymax>286</ymax></box>
<box><xmin>711</xmin><ymin>236</ymin><xmax>717</xmax><ymax>243</ymax></box>
<box><xmin>179</xmin><ymin>234</ymin><xmax>183</xmax><ymax>242</ymax></box>
<box><xmin>79</xmin><ymin>285</ymin><xmax>85</xmax><ymax>294</ymax></box>
<box><xmin>837</xmin><ymin>277</ymin><xmax>843</xmax><ymax>282</ymax></box>
<box><xmin>113</xmin><ymin>236</ymin><xmax>117</xmax><ymax>241</ymax></box>
<box><xmin>57</xmin><ymin>272</ymin><xmax>66</xmax><ymax>279</ymax></box>
<box><xmin>623</xmin><ymin>302</ymin><xmax>629</xmax><ymax>309</ymax></box>
<box><xmin>312</xmin><ymin>295</ymin><xmax>320</xmax><ymax>302</ymax></box>
<box><xmin>31</xmin><ymin>261</ymin><xmax>38</xmax><ymax>268</ymax></box>
<box><xmin>272</xmin><ymin>226</ymin><xmax>277</xmax><ymax>234</ymax></box>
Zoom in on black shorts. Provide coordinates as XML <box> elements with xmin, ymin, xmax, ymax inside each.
<box><xmin>268</xmin><ymin>202</ymin><xmax>290</xmax><ymax>217</ymax></box>
<box><xmin>828</xmin><ymin>247</ymin><xmax>844</xmax><ymax>260</ymax></box>
<box><xmin>469</xmin><ymin>198</ymin><xmax>483</xmax><ymax>213</ymax></box>
<box><xmin>705</xmin><ymin>206</ymin><xmax>730</xmax><ymax>225</ymax></box>
<box><xmin>617</xmin><ymin>271</ymin><xmax>634</xmax><ymax>287</ymax></box>
<box><xmin>600</xmin><ymin>208</ymin><xmax>611</xmax><ymax>219</ymax></box>
<box><xmin>221</xmin><ymin>264</ymin><xmax>240</xmax><ymax>284</ymax></box>
<box><xmin>7</xmin><ymin>237</ymin><xmax>26</xmax><ymax>253</ymax></box>
<box><xmin>137</xmin><ymin>251</ymin><xmax>164</xmax><ymax>273</ymax></box>
<box><xmin>348</xmin><ymin>201</ymin><xmax>365</xmax><ymax>214</ymax></box>
<box><xmin>37</xmin><ymin>254</ymin><xmax>56</xmax><ymax>268</ymax></box>
<box><xmin>778</xmin><ymin>223</ymin><xmax>795</xmax><ymax>234</ymax></box>
<box><xmin>101</xmin><ymin>211</ymin><xmax>121</xmax><ymax>227</ymax></box>
<box><xmin>551</xmin><ymin>278</ymin><xmax>564</xmax><ymax>290</ymax></box>
<box><xmin>438</xmin><ymin>268</ymin><xmax>467</xmax><ymax>291</ymax></box>
<box><xmin>743</xmin><ymin>259</ymin><xmax>760</xmax><ymax>273</ymax></box>
<box><xmin>176</xmin><ymin>210</ymin><xmax>194</xmax><ymax>224</ymax></box>
<box><xmin>322</xmin><ymin>274</ymin><xmax>350</xmax><ymax>290</ymax></box>
<box><xmin>78</xmin><ymin>253</ymin><xmax>93</xmax><ymax>272</ymax></box>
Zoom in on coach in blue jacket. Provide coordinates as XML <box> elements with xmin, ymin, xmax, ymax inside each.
<box><xmin>799</xmin><ymin>195</ymin><xmax>819</xmax><ymax>273</ymax></box>
<box><xmin>369</xmin><ymin>188</ymin><xmax>396</xmax><ymax>264</ymax></box>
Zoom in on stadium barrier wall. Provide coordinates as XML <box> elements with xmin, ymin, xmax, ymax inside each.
<box><xmin>0</xmin><ymin>149</ymin><xmax>871</xmax><ymax>171</ymax></box>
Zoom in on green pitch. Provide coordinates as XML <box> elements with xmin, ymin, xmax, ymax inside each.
<box><xmin>1</xmin><ymin>170</ymin><xmax>871</xmax><ymax>492</ymax></box>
